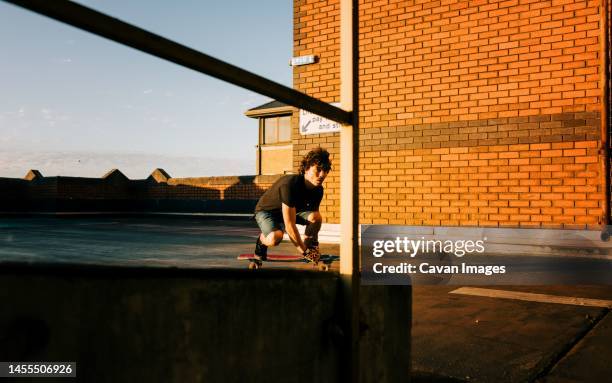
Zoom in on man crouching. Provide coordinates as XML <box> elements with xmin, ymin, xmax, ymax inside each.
<box><xmin>253</xmin><ymin>147</ymin><xmax>331</xmax><ymax>262</ymax></box>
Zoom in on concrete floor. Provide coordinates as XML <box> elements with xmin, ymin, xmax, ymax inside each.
<box><xmin>411</xmin><ymin>285</ymin><xmax>612</xmax><ymax>383</ymax></box>
<box><xmin>1</xmin><ymin>215</ymin><xmax>611</xmax><ymax>382</ymax></box>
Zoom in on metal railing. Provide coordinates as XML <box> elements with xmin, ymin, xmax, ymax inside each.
<box><xmin>2</xmin><ymin>0</ymin><xmax>352</xmax><ymax>126</ymax></box>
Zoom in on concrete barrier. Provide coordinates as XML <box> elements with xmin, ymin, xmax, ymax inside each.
<box><xmin>0</xmin><ymin>264</ymin><xmax>411</xmax><ymax>383</ymax></box>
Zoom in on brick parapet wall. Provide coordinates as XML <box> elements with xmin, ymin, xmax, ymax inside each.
<box><xmin>0</xmin><ymin>178</ymin><xmax>28</xmax><ymax>209</ymax></box>
<box><xmin>180</xmin><ymin>175</ymin><xmax>277</xmax><ymax>198</ymax></box>
<box><xmin>56</xmin><ymin>177</ymin><xmax>131</xmax><ymax>200</ymax></box>
<box><xmin>28</xmin><ymin>178</ymin><xmax>58</xmax><ymax>200</ymax></box>
<box><xmin>0</xmin><ymin>174</ymin><xmax>281</xmax><ymax>213</ymax></box>
<box><xmin>293</xmin><ymin>0</ymin><xmax>607</xmax><ymax>228</ymax></box>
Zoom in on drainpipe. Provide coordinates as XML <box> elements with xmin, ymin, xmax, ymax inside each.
<box><xmin>601</xmin><ymin>0</ymin><xmax>611</xmax><ymax>241</ymax></box>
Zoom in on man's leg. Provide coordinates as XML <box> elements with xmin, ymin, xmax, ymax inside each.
<box><xmin>259</xmin><ymin>230</ymin><xmax>284</xmax><ymax>247</ymax></box>
<box><xmin>297</xmin><ymin>211</ymin><xmax>322</xmax><ymax>249</ymax></box>
<box><xmin>254</xmin><ymin>211</ymin><xmax>285</xmax><ymax>260</ymax></box>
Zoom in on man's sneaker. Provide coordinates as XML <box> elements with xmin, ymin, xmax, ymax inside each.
<box><xmin>305</xmin><ymin>238</ymin><xmax>320</xmax><ymax>252</ymax></box>
<box><xmin>303</xmin><ymin>247</ymin><xmax>321</xmax><ymax>264</ymax></box>
<box><xmin>254</xmin><ymin>236</ymin><xmax>268</xmax><ymax>261</ymax></box>
<box><xmin>310</xmin><ymin>240</ymin><xmax>320</xmax><ymax>252</ymax></box>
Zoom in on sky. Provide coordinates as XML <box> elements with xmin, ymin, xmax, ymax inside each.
<box><xmin>0</xmin><ymin>0</ymin><xmax>293</xmax><ymax>178</ymax></box>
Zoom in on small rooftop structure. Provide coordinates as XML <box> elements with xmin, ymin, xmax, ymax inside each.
<box><xmin>24</xmin><ymin>169</ymin><xmax>43</xmax><ymax>181</ymax></box>
<box><xmin>102</xmin><ymin>169</ymin><xmax>129</xmax><ymax>182</ymax></box>
<box><xmin>148</xmin><ymin>168</ymin><xmax>171</xmax><ymax>183</ymax></box>
<box><xmin>244</xmin><ymin>100</ymin><xmax>295</xmax><ymax>176</ymax></box>
<box><xmin>244</xmin><ymin>100</ymin><xmax>295</xmax><ymax>118</ymax></box>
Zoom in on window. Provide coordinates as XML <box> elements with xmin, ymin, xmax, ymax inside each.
<box><xmin>278</xmin><ymin>116</ymin><xmax>291</xmax><ymax>142</ymax></box>
<box><xmin>263</xmin><ymin>116</ymin><xmax>291</xmax><ymax>144</ymax></box>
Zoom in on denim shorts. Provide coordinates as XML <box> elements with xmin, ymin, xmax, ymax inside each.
<box><xmin>255</xmin><ymin>210</ymin><xmax>313</xmax><ymax>236</ymax></box>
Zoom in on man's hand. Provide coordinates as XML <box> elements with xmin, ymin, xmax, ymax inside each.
<box><xmin>282</xmin><ymin>203</ymin><xmax>307</xmax><ymax>253</ymax></box>
<box><xmin>302</xmin><ymin>247</ymin><xmax>321</xmax><ymax>264</ymax></box>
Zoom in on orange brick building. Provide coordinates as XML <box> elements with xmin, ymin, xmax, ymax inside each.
<box><xmin>291</xmin><ymin>0</ymin><xmax>611</xmax><ymax>229</ymax></box>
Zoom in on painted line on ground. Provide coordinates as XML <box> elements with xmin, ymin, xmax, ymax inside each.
<box><xmin>449</xmin><ymin>287</ymin><xmax>612</xmax><ymax>308</ymax></box>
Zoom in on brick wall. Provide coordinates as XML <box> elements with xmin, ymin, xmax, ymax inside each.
<box><xmin>293</xmin><ymin>0</ymin><xmax>608</xmax><ymax>228</ymax></box>
<box><xmin>294</xmin><ymin>0</ymin><xmax>342</xmax><ymax>221</ymax></box>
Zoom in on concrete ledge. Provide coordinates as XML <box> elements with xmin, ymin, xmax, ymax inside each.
<box><xmin>0</xmin><ymin>264</ymin><xmax>340</xmax><ymax>382</ymax></box>
<box><xmin>0</xmin><ymin>263</ymin><xmax>411</xmax><ymax>383</ymax></box>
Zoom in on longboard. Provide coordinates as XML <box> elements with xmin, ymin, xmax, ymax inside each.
<box><xmin>237</xmin><ymin>253</ymin><xmax>339</xmax><ymax>271</ymax></box>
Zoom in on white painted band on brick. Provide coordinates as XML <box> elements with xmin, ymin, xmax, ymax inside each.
<box><xmin>311</xmin><ymin>224</ymin><xmax>612</xmax><ymax>259</ymax></box>
<box><xmin>283</xmin><ymin>222</ymin><xmax>341</xmax><ymax>244</ymax></box>
<box><xmin>260</xmin><ymin>145</ymin><xmax>292</xmax><ymax>151</ymax></box>
<box><xmin>449</xmin><ymin>287</ymin><xmax>612</xmax><ymax>308</ymax></box>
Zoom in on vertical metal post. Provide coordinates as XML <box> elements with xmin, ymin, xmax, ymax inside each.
<box><xmin>340</xmin><ymin>0</ymin><xmax>359</xmax><ymax>381</ymax></box>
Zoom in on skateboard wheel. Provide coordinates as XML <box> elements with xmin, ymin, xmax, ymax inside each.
<box><xmin>319</xmin><ymin>264</ymin><xmax>329</xmax><ymax>271</ymax></box>
<box><xmin>248</xmin><ymin>262</ymin><xmax>260</xmax><ymax>270</ymax></box>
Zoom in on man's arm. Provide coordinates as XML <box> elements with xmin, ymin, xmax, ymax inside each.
<box><xmin>282</xmin><ymin>203</ymin><xmax>307</xmax><ymax>254</ymax></box>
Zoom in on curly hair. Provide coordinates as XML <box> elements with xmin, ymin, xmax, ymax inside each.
<box><xmin>299</xmin><ymin>147</ymin><xmax>332</xmax><ymax>175</ymax></box>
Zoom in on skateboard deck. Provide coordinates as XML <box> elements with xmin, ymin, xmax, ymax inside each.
<box><xmin>237</xmin><ymin>253</ymin><xmax>339</xmax><ymax>271</ymax></box>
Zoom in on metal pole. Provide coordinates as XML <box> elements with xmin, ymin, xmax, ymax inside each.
<box><xmin>2</xmin><ymin>0</ymin><xmax>352</xmax><ymax>126</ymax></box>
<box><xmin>340</xmin><ymin>0</ymin><xmax>359</xmax><ymax>381</ymax></box>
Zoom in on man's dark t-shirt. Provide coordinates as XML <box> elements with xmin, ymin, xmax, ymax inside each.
<box><xmin>255</xmin><ymin>174</ymin><xmax>323</xmax><ymax>213</ymax></box>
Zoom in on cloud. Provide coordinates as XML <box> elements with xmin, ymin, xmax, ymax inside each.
<box><xmin>51</xmin><ymin>58</ymin><xmax>72</xmax><ymax>63</ymax></box>
<box><xmin>143</xmin><ymin>89</ymin><xmax>153</xmax><ymax>94</ymax></box>
<box><xmin>36</xmin><ymin>107</ymin><xmax>69</xmax><ymax>128</ymax></box>
<box><xmin>241</xmin><ymin>95</ymin><xmax>268</xmax><ymax>107</ymax></box>
<box><xmin>216</xmin><ymin>95</ymin><xmax>230</xmax><ymax>106</ymax></box>
<box><xmin>0</xmin><ymin>150</ymin><xmax>253</xmax><ymax>179</ymax></box>
<box><xmin>40</xmin><ymin>108</ymin><xmax>56</xmax><ymax>127</ymax></box>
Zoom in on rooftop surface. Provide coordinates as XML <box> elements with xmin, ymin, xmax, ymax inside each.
<box><xmin>0</xmin><ymin>215</ymin><xmax>335</xmax><ymax>269</ymax></box>
<box><xmin>1</xmin><ymin>215</ymin><xmax>611</xmax><ymax>382</ymax></box>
